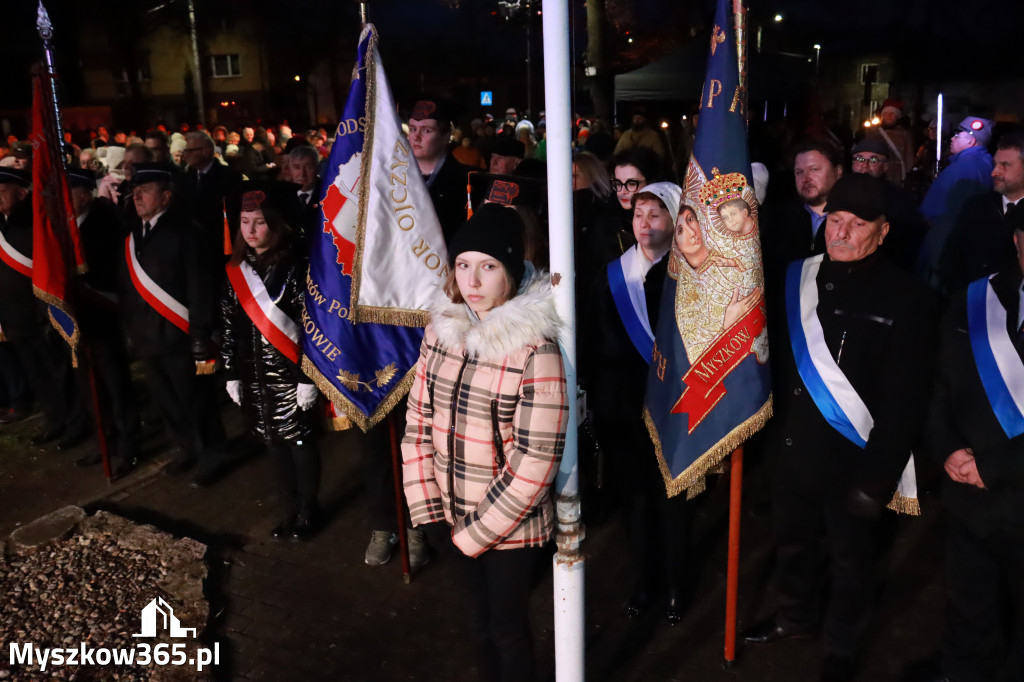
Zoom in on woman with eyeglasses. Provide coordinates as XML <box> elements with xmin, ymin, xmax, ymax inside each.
<box><xmin>588</xmin><ymin>146</ymin><xmax>666</xmax><ymax>267</ymax></box>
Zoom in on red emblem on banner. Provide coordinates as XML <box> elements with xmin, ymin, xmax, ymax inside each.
<box><xmin>321</xmin><ymin>183</ymin><xmax>357</xmax><ymax>276</ymax></box>
<box><xmin>671</xmin><ymin>300</ymin><xmax>767</xmax><ymax>433</ymax></box>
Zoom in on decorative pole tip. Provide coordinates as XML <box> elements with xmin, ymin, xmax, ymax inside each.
<box><xmin>37</xmin><ymin>1</ymin><xmax>54</xmax><ymax>39</ymax></box>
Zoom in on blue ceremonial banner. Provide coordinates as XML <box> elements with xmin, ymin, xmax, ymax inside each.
<box><xmin>302</xmin><ymin>24</ymin><xmax>447</xmax><ymax>431</ymax></box>
<box><xmin>644</xmin><ymin>0</ymin><xmax>772</xmax><ymax>497</ymax></box>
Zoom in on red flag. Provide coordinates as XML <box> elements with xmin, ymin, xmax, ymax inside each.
<box><xmin>30</xmin><ymin>70</ymin><xmax>85</xmax><ymax>365</ymax></box>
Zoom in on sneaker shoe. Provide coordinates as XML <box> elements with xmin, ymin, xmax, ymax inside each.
<box><xmin>364</xmin><ymin>530</ymin><xmax>398</xmax><ymax>566</ymax></box>
<box><xmin>408</xmin><ymin>528</ymin><xmax>430</xmax><ymax>570</ymax></box>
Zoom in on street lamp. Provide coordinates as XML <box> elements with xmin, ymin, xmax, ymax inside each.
<box><xmin>774</xmin><ymin>13</ymin><xmax>783</xmax><ymax>22</ymax></box>
<box><xmin>813</xmin><ymin>43</ymin><xmax>821</xmax><ymax>76</ymax></box>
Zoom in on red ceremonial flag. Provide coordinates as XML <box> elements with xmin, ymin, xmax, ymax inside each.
<box><xmin>30</xmin><ymin>69</ymin><xmax>85</xmax><ymax>365</ymax></box>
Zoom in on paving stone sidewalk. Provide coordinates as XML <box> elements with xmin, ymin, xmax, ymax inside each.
<box><xmin>1</xmin><ymin>407</ymin><xmax>947</xmax><ymax>681</ymax></box>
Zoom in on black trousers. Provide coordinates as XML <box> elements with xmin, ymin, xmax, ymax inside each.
<box><xmin>771</xmin><ymin>453</ymin><xmax>877</xmax><ymax>657</ymax></box>
<box><xmin>600</xmin><ymin>425</ymin><xmax>695</xmax><ymax>599</ymax></box>
<box><xmin>0</xmin><ymin>343</ymin><xmax>29</xmax><ymax>411</ymax></box>
<box><xmin>941</xmin><ymin>506</ymin><xmax>1024</xmax><ymax>682</ymax></box>
<box><xmin>79</xmin><ymin>325</ymin><xmax>142</xmax><ymax>463</ymax></box>
<box><xmin>358</xmin><ymin>407</ymin><xmax>405</xmax><ymax>531</ymax></box>
<box><xmin>10</xmin><ymin>332</ymin><xmax>88</xmax><ymax>435</ymax></box>
<box><xmin>142</xmin><ymin>351</ymin><xmax>225</xmax><ymax>466</ymax></box>
<box><xmin>267</xmin><ymin>439</ymin><xmax>321</xmax><ymax>515</ymax></box>
<box><xmin>426</xmin><ymin>521</ymin><xmax>548</xmax><ymax>682</ymax></box>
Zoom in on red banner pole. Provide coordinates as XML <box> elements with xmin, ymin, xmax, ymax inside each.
<box><xmin>723</xmin><ymin>445</ymin><xmax>744</xmax><ymax>665</ymax></box>
<box><xmin>387</xmin><ymin>412</ymin><xmax>411</xmax><ymax>583</ymax></box>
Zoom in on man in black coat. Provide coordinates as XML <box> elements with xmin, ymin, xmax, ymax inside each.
<box><xmin>924</xmin><ymin>227</ymin><xmax>1024</xmax><ymax>682</ymax></box>
<box><xmin>744</xmin><ymin>174</ymin><xmax>938</xmax><ymax>682</ymax></box>
<box><xmin>68</xmin><ymin>168</ymin><xmax>142</xmax><ymax>477</ymax></box>
<box><xmin>181</xmin><ymin>130</ymin><xmax>244</xmax><ymax>260</ymax></box>
<box><xmin>760</xmin><ymin>140</ymin><xmax>843</xmax><ymax>286</ymax></box>
<box><xmin>118</xmin><ymin>163</ymin><xmax>226</xmax><ymax>487</ymax></box>
<box><xmin>407</xmin><ymin>97</ymin><xmax>472</xmax><ymax>245</ymax></box>
<box><xmin>940</xmin><ymin>134</ymin><xmax>1024</xmax><ymax>296</ymax></box>
<box><xmin>0</xmin><ymin>167</ymin><xmax>89</xmax><ymax>447</ymax></box>
<box><xmin>288</xmin><ymin>144</ymin><xmax>322</xmax><ymax>254</ymax></box>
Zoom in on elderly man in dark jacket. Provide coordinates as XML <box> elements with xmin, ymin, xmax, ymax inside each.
<box><xmin>924</xmin><ymin>219</ymin><xmax>1024</xmax><ymax>682</ymax></box>
<box><xmin>744</xmin><ymin>174</ymin><xmax>939</xmax><ymax>682</ymax></box>
<box><xmin>118</xmin><ymin>163</ymin><xmax>225</xmax><ymax>487</ymax></box>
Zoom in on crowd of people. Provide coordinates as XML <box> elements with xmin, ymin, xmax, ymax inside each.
<box><xmin>0</xmin><ymin>93</ymin><xmax>1021</xmax><ymax>682</ymax></box>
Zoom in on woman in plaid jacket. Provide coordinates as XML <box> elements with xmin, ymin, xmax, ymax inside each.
<box><xmin>402</xmin><ymin>203</ymin><xmax>569</xmax><ymax>682</ymax></box>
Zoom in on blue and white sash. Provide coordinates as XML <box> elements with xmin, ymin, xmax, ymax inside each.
<box><xmin>966</xmin><ymin>275</ymin><xmax>1024</xmax><ymax>439</ymax></box>
<box><xmin>786</xmin><ymin>255</ymin><xmax>919</xmax><ymax>513</ymax></box>
<box><xmin>608</xmin><ymin>247</ymin><xmax>655</xmax><ymax>364</ymax></box>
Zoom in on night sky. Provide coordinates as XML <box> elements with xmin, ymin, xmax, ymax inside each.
<box><xmin>1</xmin><ymin>0</ymin><xmax>1021</xmax><ymax>122</ymax></box>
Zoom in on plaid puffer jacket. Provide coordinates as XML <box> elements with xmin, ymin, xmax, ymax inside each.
<box><xmin>402</xmin><ymin>275</ymin><xmax>569</xmax><ymax>557</ymax></box>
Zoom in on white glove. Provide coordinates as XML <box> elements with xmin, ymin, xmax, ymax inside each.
<box><xmin>297</xmin><ymin>383</ymin><xmax>319</xmax><ymax>411</ymax></box>
<box><xmin>226</xmin><ymin>380</ymin><xmax>242</xmax><ymax>406</ymax></box>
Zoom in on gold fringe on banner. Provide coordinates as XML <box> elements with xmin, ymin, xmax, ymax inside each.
<box><xmin>886</xmin><ymin>492</ymin><xmax>921</xmax><ymax>516</ymax></box>
<box><xmin>647</xmin><ymin>395</ymin><xmax>773</xmax><ymax>499</ymax></box>
<box><xmin>353</xmin><ymin>306</ymin><xmax>432</xmax><ymax>327</ymax></box>
<box><xmin>302</xmin><ymin>354</ymin><xmax>415</xmax><ymax>433</ymax></box>
<box><xmin>37</xmin><ymin>286</ymin><xmax>80</xmax><ymax>368</ymax></box>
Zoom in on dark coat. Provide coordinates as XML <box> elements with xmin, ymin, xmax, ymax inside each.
<box><xmin>182</xmin><ymin>161</ymin><xmax>244</xmax><ymax>256</ymax></box>
<box><xmin>118</xmin><ymin>206</ymin><xmax>217</xmax><ymax>357</ymax></box>
<box><xmin>766</xmin><ymin>252</ymin><xmax>938</xmax><ymax>502</ymax></box>
<box><xmin>0</xmin><ymin>197</ymin><xmax>47</xmax><ymax>341</ymax></box>
<box><xmin>940</xmin><ymin>192</ymin><xmax>1017</xmax><ymax>296</ymax></box>
<box><xmin>78</xmin><ymin>197</ymin><xmax>128</xmax><ymax>335</ymax></box>
<box><xmin>926</xmin><ymin>269</ymin><xmax>1024</xmax><ymax>525</ymax></box>
<box><xmin>221</xmin><ymin>251</ymin><xmax>315</xmax><ymax>444</ymax></box>
<box><xmin>428</xmin><ymin>154</ymin><xmax>472</xmax><ymax>245</ymax></box>
<box><xmin>582</xmin><ymin>252</ymin><xmax>668</xmax><ymax>435</ymax></box>
<box><xmin>759</xmin><ymin>199</ymin><xmax>826</xmax><ymax>288</ymax></box>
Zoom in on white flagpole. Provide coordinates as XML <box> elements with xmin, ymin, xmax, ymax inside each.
<box><xmin>543</xmin><ymin>1</ymin><xmax>585</xmax><ymax>680</ymax></box>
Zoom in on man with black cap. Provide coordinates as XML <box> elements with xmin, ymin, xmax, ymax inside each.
<box><xmin>407</xmin><ymin>97</ymin><xmax>472</xmax><ymax>244</ymax></box>
<box><xmin>744</xmin><ymin>174</ymin><xmax>938</xmax><ymax>682</ymax></box>
<box><xmin>849</xmin><ymin>137</ymin><xmax>928</xmax><ymax>273</ymax></box>
<box><xmin>118</xmin><ymin>162</ymin><xmax>226</xmax><ymax>487</ymax></box>
<box><xmin>0</xmin><ymin>167</ymin><xmax>90</xmax><ymax>448</ymax></box>
<box><xmin>923</xmin><ymin>195</ymin><xmax>1024</xmax><ymax>682</ymax></box>
<box><xmin>68</xmin><ymin>167</ymin><xmax>142</xmax><ymax>477</ymax></box>
<box><xmin>939</xmin><ymin>133</ymin><xmax>1024</xmax><ymax>295</ymax></box>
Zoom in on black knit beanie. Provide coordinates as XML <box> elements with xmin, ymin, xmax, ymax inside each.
<box><xmin>447</xmin><ymin>203</ymin><xmax>527</xmax><ymax>288</ymax></box>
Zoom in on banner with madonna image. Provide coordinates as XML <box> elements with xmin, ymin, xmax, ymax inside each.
<box><xmin>644</xmin><ymin>0</ymin><xmax>772</xmax><ymax>498</ymax></box>
<box><xmin>302</xmin><ymin>23</ymin><xmax>448</xmax><ymax>431</ymax></box>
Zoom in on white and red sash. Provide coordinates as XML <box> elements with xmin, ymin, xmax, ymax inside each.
<box><xmin>124</xmin><ymin>233</ymin><xmax>190</xmax><ymax>334</ymax></box>
<box><xmin>226</xmin><ymin>261</ymin><xmax>301</xmax><ymax>364</ymax></box>
<box><xmin>0</xmin><ymin>229</ymin><xmax>33</xmax><ymax>278</ymax></box>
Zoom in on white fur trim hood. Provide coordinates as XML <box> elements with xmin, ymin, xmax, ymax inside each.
<box><xmin>429</xmin><ymin>269</ymin><xmax>562</xmax><ymax>364</ymax></box>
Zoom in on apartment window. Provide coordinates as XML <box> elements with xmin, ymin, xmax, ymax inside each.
<box><xmin>860</xmin><ymin>63</ymin><xmax>878</xmax><ymax>85</ymax></box>
<box><xmin>113</xmin><ymin>54</ymin><xmax>152</xmax><ymax>83</ymax></box>
<box><xmin>210</xmin><ymin>54</ymin><xmax>241</xmax><ymax>78</ymax></box>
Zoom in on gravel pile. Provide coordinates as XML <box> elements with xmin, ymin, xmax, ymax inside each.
<box><xmin>1</xmin><ymin>510</ymin><xmax>209</xmax><ymax>681</ymax></box>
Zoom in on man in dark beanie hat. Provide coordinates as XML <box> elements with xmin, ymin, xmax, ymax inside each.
<box><xmin>744</xmin><ymin>172</ymin><xmax>939</xmax><ymax>681</ymax></box>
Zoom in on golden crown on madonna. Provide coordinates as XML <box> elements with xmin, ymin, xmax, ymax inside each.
<box><xmin>698</xmin><ymin>171</ymin><xmax>748</xmax><ymax>210</ymax></box>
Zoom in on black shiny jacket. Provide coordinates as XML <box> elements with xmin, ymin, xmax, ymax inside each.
<box><xmin>220</xmin><ymin>250</ymin><xmax>316</xmax><ymax>444</ymax></box>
